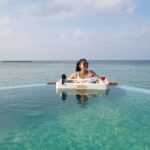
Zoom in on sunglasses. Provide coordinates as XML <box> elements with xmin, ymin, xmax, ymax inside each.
<box><xmin>83</xmin><ymin>62</ymin><xmax>88</xmax><ymax>67</ymax></box>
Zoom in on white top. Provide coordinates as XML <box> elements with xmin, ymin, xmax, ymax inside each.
<box><xmin>76</xmin><ymin>71</ymin><xmax>91</xmax><ymax>79</ymax></box>
<box><xmin>76</xmin><ymin>71</ymin><xmax>98</xmax><ymax>83</ymax></box>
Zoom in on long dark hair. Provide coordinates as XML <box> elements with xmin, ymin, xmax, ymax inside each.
<box><xmin>76</xmin><ymin>58</ymin><xmax>89</xmax><ymax>71</ymax></box>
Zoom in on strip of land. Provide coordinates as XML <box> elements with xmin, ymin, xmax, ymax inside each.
<box><xmin>2</xmin><ymin>61</ymin><xmax>32</xmax><ymax>63</ymax></box>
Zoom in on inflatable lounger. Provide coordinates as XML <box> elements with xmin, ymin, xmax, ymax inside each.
<box><xmin>56</xmin><ymin>78</ymin><xmax>109</xmax><ymax>90</ymax></box>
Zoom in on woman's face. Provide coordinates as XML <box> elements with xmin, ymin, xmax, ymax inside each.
<box><xmin>79</xmin><ymin>61</ymin><xmax>88</xmax><ymax>71</ymax></box>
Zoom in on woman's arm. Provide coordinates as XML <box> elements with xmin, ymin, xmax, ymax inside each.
<box><xmin>90</xmin><ymin>70</ymin><xmax>99</xmax><ymax>78</ymax></box>
<box><xmin>67</xmin><ymin>72</ymin><xmax>77</xmax><ymax>79</ymax></box>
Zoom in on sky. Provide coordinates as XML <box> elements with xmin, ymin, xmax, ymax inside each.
<box><xmin>0</xmin><ymin>0</ymin><xmax>150</xmax><ymax>60</ymax></box>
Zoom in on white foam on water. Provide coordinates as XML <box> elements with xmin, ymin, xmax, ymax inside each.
<box><xmin>119</xmin><ymin>85</ymin><xmax>150</xmax><ymax>95</ymax></box>
<box><xmin>0</xmin><ymin>83</ymin><xmax>46</xmax><ymax>90</ymax></box>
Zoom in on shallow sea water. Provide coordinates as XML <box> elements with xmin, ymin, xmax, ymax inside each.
<box><xmin>0</xmin><ymin>61</ymin><xmax>150</xmax><ymax>150</ymax></box>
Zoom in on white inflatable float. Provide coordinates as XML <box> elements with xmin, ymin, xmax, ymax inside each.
<box><xmin>47</xmin><ymin>75</ymin><xmax>117</xmax><ymax>99</ymax></box>
<box><xmin>56</xmin><ymin>77</ymin><xmax>109</xmax><ymax>91</ymax></box>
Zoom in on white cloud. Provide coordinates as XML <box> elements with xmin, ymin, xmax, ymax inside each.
<box><xmin>60</xmin><ymin>28</ymin><xmax>92</xmax><ymax>39</ymax></box>
<box><xmin>53</xmin><ymin>0</ymin><xmax>135</xmax><ymax>14</ymax></box>
<box><xmin>17</xmin><ymin>0</ymin><xmax>136</xmax><ymax>19</ymax></box>
<box><xmin>95</xmin><ymin>0</ymin><xmax>124</xmax><ymax>11</ymax></box>
<box><xmin>59</xmin><ymin>28</ymin><xmax>97</xmax><ymax>48</ymax></box>
<box><xmin>0</xmin><ymin>29</ymin><xmax>12</xmax><ymax>36</ymax></box>
<box><xmin>0</xmin><ymin>16</ymin><xmax>10</xmax><ymax>25</ymax></box>
<box><xmin>0</xmin><ymin>0</ymin><xmax>136</xmax><ymax>21</ymax></box>
<box><xmin>113</xmin><ymin>25</ymin><xmax>150</xmax><ymax>38</ymax></box>
<box><xmin>59</xmin><ymin>25</ymin><xmax>150</xmax><ymax>45</ymax></box>
<box><xmin>125</xmin><ymin>4</ymin><xmax>136</xmax><ymax>14</ymax></box>
<box><xmin>0</xmin><ymin>16</ymin><xmax>12</xmax><ymax>37</ymax></box>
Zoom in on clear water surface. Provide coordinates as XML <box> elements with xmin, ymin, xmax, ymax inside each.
<box><xmin>0</xmin><ymin>60</ymin><xmax>150</xmax><ymax>150</ymax></box>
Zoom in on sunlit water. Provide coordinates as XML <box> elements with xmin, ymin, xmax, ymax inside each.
<box><xmin>0</xmin><ymin>61</ymin><xmax>150</xmax><ymax>150</ymax></box>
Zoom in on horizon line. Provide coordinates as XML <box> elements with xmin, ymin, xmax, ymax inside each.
<box><xmin>1</xmin><ymin>59</ymin><xmax>150</xmax><ymax>62</ymax></box>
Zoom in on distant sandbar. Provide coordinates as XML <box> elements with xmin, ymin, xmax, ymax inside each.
<box><xmin>2</xmin><ymin>61</ymin><xmax>32</xmax><ymax>63</ymax></box>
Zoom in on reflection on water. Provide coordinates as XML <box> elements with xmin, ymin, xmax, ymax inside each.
<box><xmin>76</xmin><ymin>94</ymin><xmax>89</xmax><ymax>108</ymax></box>
<box><xmin>57</xmin><ymin>89</ymin><xmax>110</xmax><ymax>107</ymax></box>
<box><xmin>61</xmin><ymin>92</ymin><xmax>67</xmax><ymax>100</ymax></box>
<box><xmin>76</xmin><ymin>94</ymin><xmax>88</xmax><ymax>101</ymax></box>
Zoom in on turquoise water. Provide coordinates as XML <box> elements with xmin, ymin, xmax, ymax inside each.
<box><xmin>0</xmin><ymin>61</ymin><xmax>150</xmax><ymax>150</ymax></box>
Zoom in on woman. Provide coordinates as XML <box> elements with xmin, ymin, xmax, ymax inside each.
<box><xmin>68</xmin><ymin>58</ymin><xmax>99</xmax><ymax>83</ymax></box>
<box><xmin>68</xmin><ymin>58</ymin><xmax>117</xmax><ymax>85</ymax></box>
